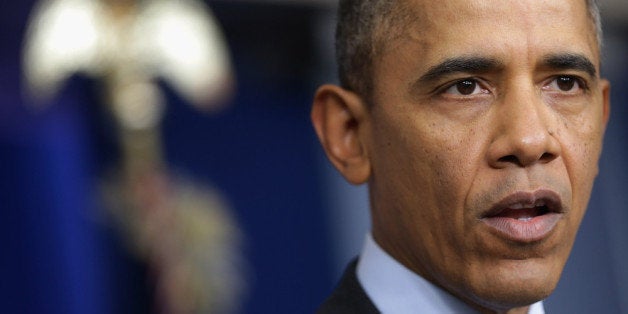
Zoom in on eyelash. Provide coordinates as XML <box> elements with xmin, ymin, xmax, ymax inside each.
<box><xmin>436</xmin><ymin>75</ymin><xmax>589</xmax><ymax>96</ymax></box>
<box><xmin>546</xmin><ymin>75</ymin><xmax>589</xmax><ymax>92</ymax></box>
<box><xmin>436</xmin><ymin>77</ymin><xmax>488</xmax><ymax>96</ymax></box>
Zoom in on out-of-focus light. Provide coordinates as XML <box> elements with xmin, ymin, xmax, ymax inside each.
<box><xmin>23</xmin><ymin>0</ymin><xmax>104</xmax><ymax>101</ymax></box>
<box><xmin>136</xmin><ymin>0</ymin><xmax>233</xmax><ymax>108</ymax></box>
<box><xmin>23</xmin><ymin>0</ymin><xmax>234</xmax><ymax>111</ymax></box>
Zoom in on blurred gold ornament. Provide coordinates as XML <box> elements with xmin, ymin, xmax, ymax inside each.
<box><xmin>23</xmin><ymin>0</ymin><xmax>234</xmax><ymax>112</ymax></box>
<box><xmin>103</xmin><ymin>172</ymin><xmax>246</xmax><ymax>314</ymax></box>
<box><xmin>23</xmin><ymin>0</ymin><xmax>245</xmax><ymax>313</ymax></box>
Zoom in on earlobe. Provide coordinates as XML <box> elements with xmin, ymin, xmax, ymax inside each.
<box><xmin>311</xmin><ymin>84</ymin><xmax>371</xmax><ymax>184</ymax></box>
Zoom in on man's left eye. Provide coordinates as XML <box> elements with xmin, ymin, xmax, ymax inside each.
<box><xmin>443</xmin><ymin>79</ymin><xmax>487</xmax><ymax>96</ymax></box>
<box><xmin>546</xmin><ymin>75</ymin><xmax>586</xmax><ymax>93</ymax></box>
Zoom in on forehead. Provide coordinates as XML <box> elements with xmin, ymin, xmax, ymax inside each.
<box><xmin>374</xmin><ymin>0</ymin><xmax>599</xmax><ymax>87</ymax></box>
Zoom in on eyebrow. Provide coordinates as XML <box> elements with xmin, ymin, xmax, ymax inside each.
<box><xmin>540</xmin><ymin>53</ymin><xmax>597</xmax><ymax>77</ymax></box>
<box><xmin>416</xmin><ymin>56</ymin><xmax>504</xmax><ymax>84</ymax></box>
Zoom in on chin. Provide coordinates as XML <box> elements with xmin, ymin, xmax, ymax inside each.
<box><xmin>461</xmin><ymin>257</ymin><xmax>564</xmax><ymax>311</ymax></box>
<box><xmin>474</xmin><ymin>280</ymin><xmax>555</xmax><ymax>311</ymax></box>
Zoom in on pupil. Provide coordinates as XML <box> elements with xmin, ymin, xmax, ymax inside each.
<box><xmin>557</xmin><ymin>76</ymin><xmax>575</xmax><ymax>91</ymax></box>
<box><xmin>456</xmin><ymin>80</ymin><xmax>476</xmax><ymax>95</ymax></box>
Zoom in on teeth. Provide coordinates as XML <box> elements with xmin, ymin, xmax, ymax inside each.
<box><xmin>510</xmin><ymin>200</ymin><xmax>546</xmax><ymax>210</ymax></box>
<box><xmin>518</xmin><ymin>217</ymin><xmax>533</xmax><ymax>221</ymax></box>
<box><xmin>510</xmin><ymin>203</ymin><xmax>534</xmax><ymax>209</ymax></box>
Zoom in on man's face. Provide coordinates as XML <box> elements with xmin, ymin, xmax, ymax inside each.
<box><xmin>366</xmin><ymin>0</ymin><xmax>609</xmax><ymax>311</ymax></box>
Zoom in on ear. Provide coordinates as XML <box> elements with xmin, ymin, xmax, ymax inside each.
<box><xmin>600</xmin><ymin>79</ymin><xmax>610</xmax><ymax>128</ymax></box>
<box><xmin>311</xmin><ymin>84</ymin><xmax>371</xmax><ymax>184</ymax></box>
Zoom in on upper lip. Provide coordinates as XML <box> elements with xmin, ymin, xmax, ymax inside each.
<box><xmin>482</xmin><ymin>189</ymin><xmax>564</xmax><ymax>218</ymax></box>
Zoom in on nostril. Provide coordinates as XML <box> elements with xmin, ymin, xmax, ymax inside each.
<box><xmin>496</xmin><ymin>152</ymin><xmax>556</xmax><ymax>167</ymax></box>
<box><xmin>498</xmin><ymin>155</ymin><xmax>519</xmax><ymax>165</ymax></box>
<box><xmin>539</xmin><ymin>152</ymin><xmax>556</xmax><ymax>163</ymax></box>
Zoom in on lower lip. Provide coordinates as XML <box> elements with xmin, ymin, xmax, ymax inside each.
<box><xmin>481</xmin><ymin>213</ymin><xmax>562</xmax><ymax>242</ymax></box>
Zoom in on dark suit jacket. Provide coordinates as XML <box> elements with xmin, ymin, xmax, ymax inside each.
<box><xmin>316</xmin><ymin>259</ymin><xmax>380</xmax><ymax>314</ymax></box>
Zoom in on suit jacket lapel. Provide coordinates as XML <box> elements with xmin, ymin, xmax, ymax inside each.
<box><xmin>316</xmin><ymin>259</ymin><xmax>379</xmax><ymax>314</ymax></box>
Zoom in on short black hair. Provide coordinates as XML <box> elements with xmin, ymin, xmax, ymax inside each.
<box><xmin>335</xmin><ymin>0</ymin><xmax>398</xmax><ymax>101</ymax></box>
<box><xmin>335</xmin><ymin>0</ymin><xmax>602</xmax><ymax>102</ymax></box>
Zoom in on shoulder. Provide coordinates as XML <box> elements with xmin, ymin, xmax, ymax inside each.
<box><xmin>316</xmin><ymin>259</ymin><xmax>379</xmax><ymax>314</ymax></box>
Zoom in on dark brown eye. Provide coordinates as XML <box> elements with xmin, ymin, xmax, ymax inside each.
<box><xmin>456</xmin><ymin>80</ymin><xmax>477</xmax><ymax>95</ymax></box>
<box><xmin>556</xmin><ymin>76</ymin><xmax>576</xmax><ymax>91</ymax></box>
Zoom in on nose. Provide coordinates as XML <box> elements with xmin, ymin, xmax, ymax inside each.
<box><xmin>487</xmin><ymin>88</ymin><xmax>561</xmax><ymax>169</ymax></box>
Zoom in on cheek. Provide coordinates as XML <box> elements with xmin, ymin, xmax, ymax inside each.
<box><xmin>377</xmin><ymin>114</ymin><xmax>486</xmax><ymax>230</ymax></box>
<box><xmin>560</xmin><ymin>112</ymin><xmax>604</xmax><ymax>201</ymax></box>
<box><xmin>554</xmin><ymin>109</ymin><xmax>605</xmax><ymax>242</ymax></box>
<box><xmin>419</xmin><ymin>123</ymin><xmax>487</xmax><ymax>209</ymax></box>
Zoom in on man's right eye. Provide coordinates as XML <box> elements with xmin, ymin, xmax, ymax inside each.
<box><xmin>443</xmin><ymin>79</ymin><xmax>488</xmax><ymax>96</ymax></box>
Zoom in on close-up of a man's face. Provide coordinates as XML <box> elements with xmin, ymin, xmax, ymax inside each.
<box><xmin>313</xmin><ymin>0</ymin><xmax>610</xmax><ymax>312</ymax></box>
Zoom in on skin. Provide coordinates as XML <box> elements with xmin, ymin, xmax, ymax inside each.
<box><xmin>312</xmin><ymin>0</ymin><xmax>610</xmax><ymax>313</ymax></box>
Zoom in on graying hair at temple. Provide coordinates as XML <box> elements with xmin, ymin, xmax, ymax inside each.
<box><xmin>335</xmin><ymin>0</ymin><xmax>603</xmax><ymax>101</ymax></box>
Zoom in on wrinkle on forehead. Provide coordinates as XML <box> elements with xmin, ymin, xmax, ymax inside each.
<box><xmin>383</xmin><ymin>0</ymin><xmax>598</xmax><ymax>67</ymax></box>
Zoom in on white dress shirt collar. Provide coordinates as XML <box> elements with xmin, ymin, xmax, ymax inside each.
<box><xmin>356</xmin><ymin>234</ymin><xmax>545</xmax><ymax>314</ymax></box>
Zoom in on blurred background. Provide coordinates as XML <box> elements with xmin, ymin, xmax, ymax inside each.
<box><xmin>0</xmin><ymin>0</ymin><xmax>626</xmax><ymax>313</ymax></box>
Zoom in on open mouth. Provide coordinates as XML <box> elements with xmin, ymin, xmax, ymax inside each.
<box><xmin>487</xmin><ymin>200</ymin><xmax>552</xmax><ymax>221</ymax></box>
<box><xmin>481</xmin><ymin>190</ymin><xmax>563</xmax><ymax>242</ymax></box>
